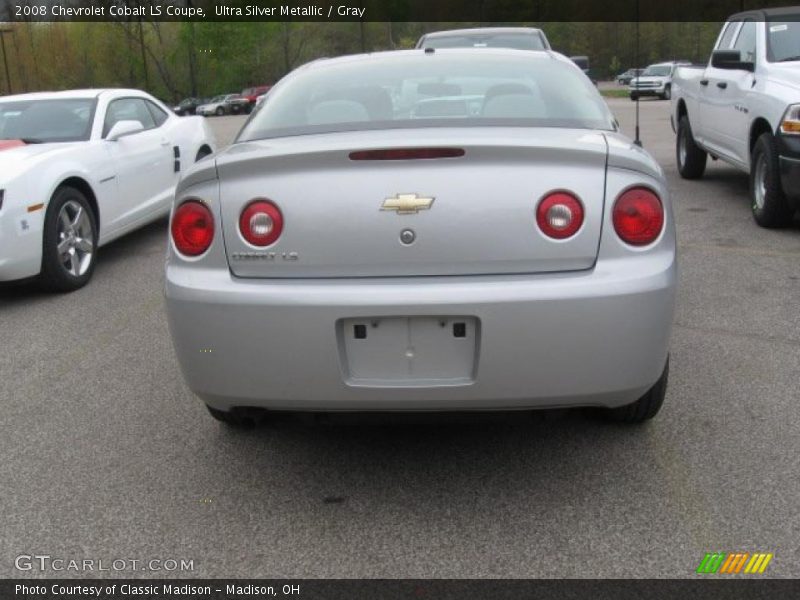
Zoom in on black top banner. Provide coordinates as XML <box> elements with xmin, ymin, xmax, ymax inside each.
<box><xmin>0</xmin><ymin>0</ymin><xmax>798</xmax><ymax>22</ymax></box>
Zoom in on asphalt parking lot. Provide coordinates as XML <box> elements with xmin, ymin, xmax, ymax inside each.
<box><xmin>2</xmin><ymin>99</ymin><xmax>799</xmax><ymax>578</ymax></box>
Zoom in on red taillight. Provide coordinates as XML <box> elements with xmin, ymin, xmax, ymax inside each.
<box><xmin>613</xmin><ymin>188</ymin><xmax>664</xmax><ymax>246</ymax></box>
<box><xmin>171</xmin><ymin>200</ymin><xmax>214</xmax><ymax>256</ymax></box>
<box><xmin>349</xmin><ymin>148</ymin><xmax>465</xmax><ymax>160</ymax></box>
<box><xmin>536</xmin><ymin>192</ymin><xmax>584</xmax><ymax>239</ymax></box>
<box><xmin>239</xmin><ymin>199</ymin><xmax>283</xmax><ymax>246</ymax></box>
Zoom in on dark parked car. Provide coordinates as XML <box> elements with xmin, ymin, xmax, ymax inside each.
<box><xmin>617</xmin><ymin>69</ymin><xmax>643</xmax><ymax>85</ymax></box>
<box><xmin>569</xmin><ymin>56</ymin><xmax>597</xmax><ymax>85</ymax></box>
<box><xmin>172</xmin><ymin>97</ymin><xmax>206</xmax><ymax>116</ymax></box>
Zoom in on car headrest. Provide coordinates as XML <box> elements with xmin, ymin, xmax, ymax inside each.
<box><xmin>307</xmin><ymin>100</ymin><xmax>370</xmax><ymax>125</ymax></box>
<box><xmin>481</xmin><ymin>93</ymin><xmax>544</xmax><ymax>119</ymax></box>
<box><xmin>483</xmin><ymin>83</ymin><xmax>534</xmax><ymax>100</ymax></box>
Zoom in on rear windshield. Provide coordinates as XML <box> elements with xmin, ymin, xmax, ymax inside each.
<box><xmin>238</xmin><ymin>52</ymin><xmax>615</xmax><ymax>142</ymax></box>
<box><xmin>767</xmin><ymin>16</ymin><xmax>800</xmax><ymax>62</ymax></box>
<box><xmin>421</xmin><ymin>33</ymin><xmax>546</xmax><ymax>51</ymax></box>
<box><xmin>0</xmin><ymin>98</ymin><xmax>96</xmax><ymax>143</ymax></box>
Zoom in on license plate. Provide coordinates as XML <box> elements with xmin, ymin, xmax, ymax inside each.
<box><xmin>339</xmin><ymin>316</ymin><xmax>479</xmax><ymax>386</ymax></box>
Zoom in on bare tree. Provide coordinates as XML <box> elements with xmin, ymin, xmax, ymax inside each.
<box><xmin>279</xmin><ymin>22</ymin><xmax>310</xmax><ymax>76</ymax></box>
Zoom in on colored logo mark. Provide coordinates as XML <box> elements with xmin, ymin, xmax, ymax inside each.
<box><xmin>696</xmin><ymin>552</ymin><xmax>773</xmax><ymax>574</ymax></box>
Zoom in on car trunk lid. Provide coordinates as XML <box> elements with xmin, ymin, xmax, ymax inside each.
<box><xmin>217</xmin><ymin>128</ymin><xmax>608</xmax><ymax>278</ymax></box>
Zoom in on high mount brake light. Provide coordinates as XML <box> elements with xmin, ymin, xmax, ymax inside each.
<box><xmin>349</xmin><ymin>148</ymin><xmax>465</xmax><ymax>160</ymax></box>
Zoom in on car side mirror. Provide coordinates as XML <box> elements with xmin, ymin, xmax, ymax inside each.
<box><xmin>106</xmin><ymin>120</ymin><xmax>145</xmax><ymax>141</ymax></box>
<box><xmin>711</xmin><ymin>49</ymin><xmax>755</xmax><ymax>72</ymax></box>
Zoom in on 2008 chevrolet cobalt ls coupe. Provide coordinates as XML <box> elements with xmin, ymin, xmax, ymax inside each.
<box><xmin>165</xmin><ymin>49</ymin><xmax>676</xmax><ymax>426</ymax></box>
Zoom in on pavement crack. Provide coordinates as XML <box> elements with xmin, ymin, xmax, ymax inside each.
<box><xmin>679</xmin><ymin>242</ymin><xmax>800</xmax><ymax>259</ymax></box>
<box><xmin>674</xmin><ymin>322</ymin><xmax>800</xmax><ymax>348</ymax></box>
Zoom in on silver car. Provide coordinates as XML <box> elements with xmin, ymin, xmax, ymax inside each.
<box><xmin>166</xmin><ymin>49</ymin><xmax>676</xmax><ymax>426</ymax></box>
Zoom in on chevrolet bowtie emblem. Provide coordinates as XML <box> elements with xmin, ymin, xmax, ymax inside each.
<box><xmin>381</xmin><ymin>193</ymin><xmax>435</xmax><ymax>215</ymax></box>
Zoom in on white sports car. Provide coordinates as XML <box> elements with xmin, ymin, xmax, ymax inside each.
<box><xmin>0</xmin><ymin>88</ymin><xmax>216</xmax><ymax>291</ymax></box>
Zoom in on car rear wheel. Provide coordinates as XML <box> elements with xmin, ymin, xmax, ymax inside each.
<box><xmin>676</xmin><ymin>115</ymin><xmax>707</xmax><ymax>179</ymax></box>
<box><xmin>630</xmin><ymin>93</ymin><xmax>638</xmax><ymax>101</ymax></box>
<box><xmin>604</xmin><ymin>358</ymin><xmax>669</xmax><ymax>424</ymax></box>
<box><xmin>215</xmin><ymin>106</ymin><xmax>224</xmax><ymax>116</ymax></box>
<box><xmin>39</xmin><ymin>186</ymin><xmax>98</xmax><ymax>292</ymax></box>
<box><xmin>206</xmin><ymin>406</ymin><xmax>258</xmax><ymax>428</ymax></box>
<box><xmin>750</xmin><ymin>132</ymin><xmax>794</xmax><ymax>228</ymax></box>
<box><xmin>195</xmin><ymin>146</ymin><xmax>213</xmax><ymax>161</ymax></box>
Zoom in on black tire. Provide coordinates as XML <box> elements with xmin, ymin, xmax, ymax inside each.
<box><xmin>215</xmin><ymin>106</ymin><xmax>224</xmax><ymax>116</ymax></box>
<box><xmin>605</xmin><ymin>358</ymin><xmax>669</xmax><ymax>424</ymax></box>
<box><xmin>661</xmin><ymin>85</ymin><xmax>671</xmax><ymax>100</ymax></box>
<box><xmin>630</xmin><ymin>93</ymin><xmax>638</xmax><ymax>101</ymax></box>
<box><xmin>750</xmin><ymin>132</ymin><xmax>794</xmax><ymax>228</ymax></box>
<box><xmin>676</xmin><ymin>115</ymin><xmax>707</xmax><ymax>179</ymax></box>
<box><xmin>39</xmin><ymin>186</ymin><xmax>98</xmax><ymax>293</ymax></box>
<box><xmin>206</xmin><ymin>406</ymin><xmax>256</xmax><ymax>428</ymax></box>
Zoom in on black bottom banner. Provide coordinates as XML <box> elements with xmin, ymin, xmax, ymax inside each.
<box><xmin>3</xmin><ymin>579</ymin><xmax>800</xmax><ymax>600</ymax></box>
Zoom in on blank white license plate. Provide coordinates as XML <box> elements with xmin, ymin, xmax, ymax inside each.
<box><xmin>339</xmin><ymin>316</ymin><xmax>479</xmax><ymax>386</ymax></box>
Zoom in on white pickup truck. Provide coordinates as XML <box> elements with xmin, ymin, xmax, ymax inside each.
<box><xmin>671</xmin><ymin>8</ymin><xmax>800</xmax><ymax>228</ymax></box>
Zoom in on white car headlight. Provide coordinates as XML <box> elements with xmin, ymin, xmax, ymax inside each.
<box><xmin>780</xmin><ymin>104</ymin><xmax>800</xmax><ymax>135</ymax></box>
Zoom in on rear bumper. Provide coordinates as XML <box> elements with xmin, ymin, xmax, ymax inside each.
<box><xmin>165</xmin><ymin>253</ymin><xmax>677</xmax><ymax>412</ymax></box>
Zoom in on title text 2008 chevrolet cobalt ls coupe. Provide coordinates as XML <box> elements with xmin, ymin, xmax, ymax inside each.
<box><xmin>165</xmin><ymin>49</ymin><xmax>676</xmax><ymax>426</ymax></box>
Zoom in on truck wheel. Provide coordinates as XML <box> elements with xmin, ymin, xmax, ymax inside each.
<box><xmin>676</xmin><ymin>115</ymin><xmax>707</xmax><ymax>179</ymax></box>
<box><xmin>605</xmin><ymin>358</ymin><xmax>669</xmax><ymax>424</ymax></box>
<box><xmin>39</xmin><ymin>186</ymin><xmax>98</xmax><ymax>292</ymax></box>
<box><xmin>215</xmin><ymin>106</ymin><xmax>224</xmax><ymax>116</ymax></box>
<box><xmin>751</xmin><ymin>132</ymin><xmax>794</xmax><ymax>228</ymax></box>
<box><xmin>661</xmin><ymin>85</ymin><xmax>671</xmax><ymax>100</ymax></box>
<box><xmin>630</xmin><ymin>93</ymin><xmax>638</xmax><ymax>101</ymax></box>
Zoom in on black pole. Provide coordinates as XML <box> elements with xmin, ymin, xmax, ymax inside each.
<box><xmin>0</xmin><ymin>29</ymin><xmax>12</xmax><ymax>95</ymax></box>
<box><xmin>635</xmin><ymin>22</ymin><xmax>640</xmax><ymax>143</ymax></box>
